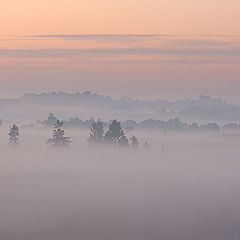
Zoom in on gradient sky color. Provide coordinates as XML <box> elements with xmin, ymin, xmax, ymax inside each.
<box><xmin>1</xmin><ymin>0</ymin><xmax>240</xmax><ymax>36</ymax></box>
<box><xmin>0</xmin><ymin>0</ymin><xmax>240</xmax><ymax>101</ymax></box>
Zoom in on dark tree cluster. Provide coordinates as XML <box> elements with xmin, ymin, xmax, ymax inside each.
<box><xmin>1</xmin><ymin>115</ymin><xmax>147</xmax><ymax>149</ymax></box>
<box><xmin>88</xmin><ymin>119</ymin><xmax>141</xmax><ymax>148</ymax></box>
<box><xmin>38</xmin><ymin>114</ymin><xmax>222</xmax><ymax>133</ymax></box>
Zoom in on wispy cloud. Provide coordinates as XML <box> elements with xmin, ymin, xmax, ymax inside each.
<box><xmin>20</xmin><ymin>34</ymin><xmax>239</xmax><ymax>49</ymax></box>
<box><xmin>27</xmin><ymin>34</ymin><xmax>239</xmax><ymax>39</ymax></box>
<box><xmin>0</xmin><ymin>47</ymin><xmax>240</xmax><ymax>58</ymax></box>
<box><xmin>28</xmin><ymin>34</ymin><xmax>162</xmax><ymax>39</ymax></box>
<box><xmin>169</xmin><ymin>39</ymin><xmax>232</xmax><ymax>47</ymax></box>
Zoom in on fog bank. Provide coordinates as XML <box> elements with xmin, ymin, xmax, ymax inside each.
<box><xmin>0</xmin><ymin>127</ymin><xmax>240</xmax><ymax>240</ymax></box>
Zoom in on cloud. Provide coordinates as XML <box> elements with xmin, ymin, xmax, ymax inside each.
<box><xmin>28</xmin><ymin>34</ymin><xmax>162</xmax><ymax>39</ymax></box>
<box><xmin>0</xmin><ymin>47</ymin><xmax>240</xmax><ymax>58</ymax></box>
<box><xmin>27</xmin><ymin>34</ymin><xmax>239</xmax><ymax>39</ymax></box>
<box><xmin>2</xmin><ymin>34</ymin><xmax>237</xmax><ymax>49</ymax></box>
<box><xmin>169</xmin><ymin>39</ymin><xmax>232</xmax><ymax>47</ymax></box>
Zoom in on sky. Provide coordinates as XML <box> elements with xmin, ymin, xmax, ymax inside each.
<box><xmin>0</xmin><ymin>0</ymin><xmax>240</xmax><ymax>101</ymax></box>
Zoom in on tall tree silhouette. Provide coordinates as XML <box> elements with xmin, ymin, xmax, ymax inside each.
<box><xmin>104</xmin><ymin>119</ymin><xmax>129</xmax><ymax>146</ymax></box>
<box><xmin>47</xmin><ymin>113</ymin><xmax>58</xmax><ymax>126</ymax></box>
<box><xmin>88</xmin><ymin>119</ymin><xmax>104</xmax><ymax>144</ymax></box>
<box><xmin>9</xmin><ymin>124</ymin><xmax>19</xmax><ymax>145</ymax></box>
<box><xmin>47</xmin><ymin>119</ymin><xmax>72</xmax><ymax>147</ymax></box>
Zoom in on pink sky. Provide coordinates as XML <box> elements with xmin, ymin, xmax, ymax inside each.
<box><xmin>0</xmin><ymin>0</ymin><xmax>240</xmax><ymax>101</ymax></box>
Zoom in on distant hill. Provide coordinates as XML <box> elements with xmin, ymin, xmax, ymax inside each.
<box><xmin>0</xmin><ymin>91</ymin><xmax>240</xmax><ymax>123</ymax></box>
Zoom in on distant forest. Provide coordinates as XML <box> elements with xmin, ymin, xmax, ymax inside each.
<box><xmin>1</xmin><ymin>113</ymin><xmax>240</xmax><ymax>149</ymax></box>
<box><xmin>1</xmin><ymin>91</ymin><xmax>240</xmax><ymax>122</ymax></box>
<box><xmin>35</xmin><ymin>113</ymin><xmax>240</xmax><ymax>133</ymax></box>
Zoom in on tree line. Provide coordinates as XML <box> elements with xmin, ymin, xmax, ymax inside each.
<box><xmin>37</xmin><ymin>114</ymin><xmax>222</xmax><ymax>133</ymax></box>
<box><xmin>1</xmin><ymin>116</ymin><xmax>149</xmax><ymax>149</ymax></box>
<box><xmin>88</xmin><ymin>119</ymin><xmax>142</xmax><ymax>148</ymax></box>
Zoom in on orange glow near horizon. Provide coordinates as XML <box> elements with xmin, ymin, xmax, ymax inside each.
<box><xmin>0</xmin><ymin>0</ymin><xmax>240</xmax><ymax>100</ymax></box>
<box><xmin>0</xmin><ymin>0</ymin><xmax>240</xmax><ymax>37</ymax></box>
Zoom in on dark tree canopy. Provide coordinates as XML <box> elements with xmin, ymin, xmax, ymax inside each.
<box><xmin>88</xmin><ymin>119</ymin><xmax>104</xmax><ymax>144</ymax></box>
<box><xmin>9</xmin><ymin>124</ymin><xmax>19</xmax><ymax>145</ymax></box>
<box><xmin>104</xmin><ymin>119</ymin><xmax>129</xmax><ymax>146</ymax></box>
<box><xmin>47</xmin><ymin>119</ymin><xmax>72</xmax><ymax>147</ymax></box>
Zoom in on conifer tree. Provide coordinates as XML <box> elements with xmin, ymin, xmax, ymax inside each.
<box><xmin>104</xmin><ymin>119</ymin><xmax>129</xmax><ymax>146</ymax></box>
<box><xmin>47</xmin><ymin>119</ymin><xmax>72</xmax><ymax>147</ymax></box>
<box><xmin>88</xmin><ymin>119</ymin><xmax>104</xmax><ymax>144</ymax></box>
<box><xmin>9</xmin><ymin>124</ymin><xmax>19</xmax><ymax>145</ymax></box>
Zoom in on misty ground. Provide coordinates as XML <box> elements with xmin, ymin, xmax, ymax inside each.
<box><xmin>0</xmin><ymin>127</ymin><xmax>240</xmax><ymax>240</ymax></box>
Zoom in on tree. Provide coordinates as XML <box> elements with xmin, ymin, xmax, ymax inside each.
<box><xmin>129</xmin><ymin>136</ymin><xmax>138</xmax><ymax>148</ymax></box>
<box><xmin>104</xmin><ymin>119</ymin><xmax>129</xmax><ymax>146</ymax></box>
<box><xmin>9</xmin><ymin>124</ymin><xmax>19</xmax><ymax>145</ymax></box>
<box><xmin>88</xmin><ymin>119</ymin><xmax>104</xmax><ymax>144</ymax></box>
<box><xmin>47</xmin><ymin>119</ymin><xmax>72</xmax><ymax>147</ymax></box>
<box><xmin>0</xmin><ymin>118</ymin><xmax>2</xmax><ymax>126</ymax></box>
<box><xmin>45</xmin><ymin>113</ymin><xmax>58</xmax><ymax>126</ymax></box>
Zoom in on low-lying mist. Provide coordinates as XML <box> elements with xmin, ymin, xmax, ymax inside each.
<box><xmin>0</xmin><ymin>127</ymin><xmax>240</xmax><ymax>240</ymax></box>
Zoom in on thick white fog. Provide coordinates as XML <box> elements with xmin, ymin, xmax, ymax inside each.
<box><xmin>0</xmin><ymin>126</ymin><xmax>240</xmax><ymax>240</ymax></box>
